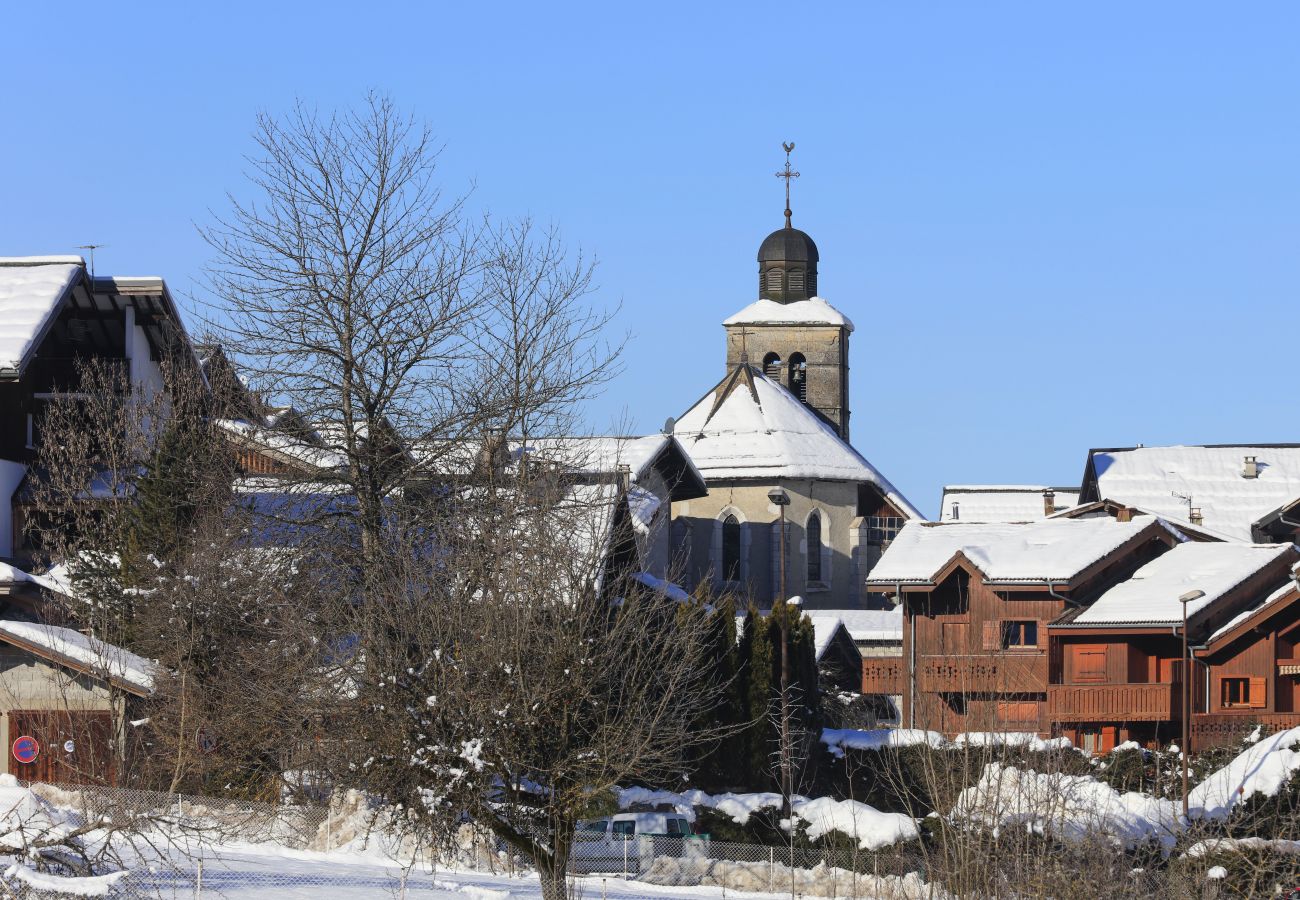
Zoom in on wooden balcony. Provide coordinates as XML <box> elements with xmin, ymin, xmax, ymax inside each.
<box><xmin>1279</xmin><ymin>658</ymin><xmax>1300</xmax><ymax>676</ymax></box>
<box><xmin>917</xmin><ymin>654</ymin><xmax>1047</xmax><ymax>694</ymax></box>
<box><xmin>861</xmin><ymin>657</ymin><xmax>903</xmax><ymax>695</ymax></box>
<box><xmin>1048</xmin><ymin>682</ymin><xmax>1181</xmax><ymax>723</ymax></box>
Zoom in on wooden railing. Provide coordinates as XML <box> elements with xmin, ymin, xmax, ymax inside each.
<box><xmin>861</xmin><ymin>657</ymin><xmax>903</xmax><ymax>695</ymax></box>
<box><xmin>1048</xmin><ymin>682</ymin><xmax>1180</xmax><ymax>722</ymax></box>
<box><xmin>1191</xmin><ymin>713</ymin><xmax>1300</xmax><ymax>751</ymax></box>
<box><xmin>1279</xmin><ymin>658</ymin><xmax>1300</xmax><ymax>676</ymax></box>
<box><xmin>917</xmin><ymin>654</ymin><xmax>1047</xmax><ymax>694</ymax></box>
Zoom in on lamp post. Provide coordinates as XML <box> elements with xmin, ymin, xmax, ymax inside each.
<box><xmin>1180</xmin><ymin>588</ymin><xmax>1206</xmax><ymax>819</ymax></box>
<box><xmin>767</xmin><ymin>487</ymin><xmax>792</xmax><ymax>818</ymax></box>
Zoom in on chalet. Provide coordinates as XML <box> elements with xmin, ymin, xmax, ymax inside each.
<box><xmin>865</xmin><ymin>515</ymin><xmax>1181</xmax><ymax>735</ymax></box>
<box><xmin>939</xmin><ymin>485</ymin><xmax>1080</xmax><ymax>523</ymax></box>
<box><xmin>1191</xmin><ymin>562</ymin><xmax>1300</xmax><ymax>749</ymax></box>
<box><xmin>1079</xmin><ymin>444</ymin><xmax>1300</xmax><ymax>543</ymax></box>
<box><xmin>1049</xmin><ymin>542</ymin><xmax>1299</xmax><ymax>752</ymax></box>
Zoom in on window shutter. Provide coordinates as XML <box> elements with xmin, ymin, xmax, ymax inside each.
<box><xmin>982</xmin><ymin>621</ymin><xmax>1001</xmax><ymax>651</ymax></box>
<box><xmin>1250</xmin><ymin>676</ymin><xmax>1268</xmax><ymax>709</ymax></box>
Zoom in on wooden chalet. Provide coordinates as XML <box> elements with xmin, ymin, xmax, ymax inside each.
<box><xmin>866</xmin><ymin>515</ymin><xmax>1179</xmax><ymax>736</ymax></box>
<box><xmin>1049</xmin><ymin>542</ymin><xmax>1298</xmax><ymax>753</ymax></box>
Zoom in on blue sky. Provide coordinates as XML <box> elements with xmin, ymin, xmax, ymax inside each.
<box><xmin>3</xmin><ymin>3</ymin><xmax>1298</xmax><ymax>517</ymax></box>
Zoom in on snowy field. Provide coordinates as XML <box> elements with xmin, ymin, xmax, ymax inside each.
<box><xmin>122</xmin><ymin>843</ymin><xmax>810</xmax><ymax>899</ymax></box>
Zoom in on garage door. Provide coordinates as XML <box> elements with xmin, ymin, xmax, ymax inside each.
<box><xmin>8</xmin><ymin>710</ymin><xmax>116</xmax><ymax>785</ymax></box>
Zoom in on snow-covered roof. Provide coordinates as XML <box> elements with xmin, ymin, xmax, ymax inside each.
<box><xmin>1069</xmin><ymin>542</ymin><xmax>1295</xmax><ymax>627</ymax></box>
<box><xmin>674</xmin><ymin>366</ymin><xmax>923</xmax><ymax>519</ymax></box>
<box><xmin>1087</xmin><ymin>445</ymin><xmax>1300</xmax><ymax>542</ymax></box>
<box><xmin>1207</xmin><ymin>579</ymin><xmax>1298</xmax><ymax>645</ymax></box>
<box><xmin>940</xmin><ymin>485</ymin><xmax>1081</xmax><ymax>523</ymax></box>
<box><xmin>215</xmin><ymin>418</ymin><xmax>347</xmax><ymax>471</ymax></box>
<box><xmin>0</xmin><ymin>620</ymin><xmax>154</xmax><ymax>695</ymax></box>
<box><xmin>808</xmin><ymin>616</ymin><xmax>852</xmax><ymax>661</ymax></box>
<box><xmin>722</xmin><ymin>296</ymin><xmax>854</xmax><ymax>332</ymax></box>
<box><xmin>821</xmin><ymin>607</ymin><xmax>903</xmax><ymax>642</ymax></box>
<box><xmin>867</xmin><ymin>515</ymin><xmax>1175</xmax><ymax>586</ymax></box>
<box><xmin>0</xmin><ymin>259</ymin><xmax>84</xmax><ymax>373</ymax></box>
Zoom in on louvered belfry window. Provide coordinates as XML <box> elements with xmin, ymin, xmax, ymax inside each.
<box><xmin>788</xmin><ymin>269</ymin><xmax>805</xmax><ymax>292</ymax></box>
<box><xmin>766</xmin><ymin>268</ymin><xmax>783</xmax><ymax>291</ymax></box>
<box><xmin>763</xmin><ymin>352</ymin><xmax>782</xmax><ymax>380</ymax></box>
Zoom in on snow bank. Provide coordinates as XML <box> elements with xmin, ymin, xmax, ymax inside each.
<box><xmin>822</xmin><ymin>728</ymin><xmax>945</xmax><ymax>755</ymax></box>
<box><xmin>0</xmin><ymin>774</ymin><xmax>80</xmax><ymax>849</ymax></box>
<box><xmin>639</xmin><ymin>856</ymin><xmax>947</xmax><ymax>899</ymax></box>
<box><xmin>952</xmin><ymin>732</ymin><xmax>1076</xmax><ymax>752</ymax></box>
<box><xmin>951</xmin><ymin>763</ymin><xmax>1181</xmax><ymax>850</ymax></box>
<box><xmin>1188</xmin><ymin>726</ymin><xmax>1300</xmax><ymax>820</ymax></box>
<box><xmin>2</xmin><ymin>863</ymin><xmax>126</xmax><ymax>897</ymax></box>
<box><xmin>1185</xmin><ymin>837</ymin><xmax>1300</xmax><ymax>859</ymax></box>
<box><xmin>615</xmin><ymin>786</ymin><xmax>917</xmax><ymax>848</ymax></box>
<box><xmin>792</xmin><ymin>796</ymin><xmax>918</xmax><ymax>850</ymax></box>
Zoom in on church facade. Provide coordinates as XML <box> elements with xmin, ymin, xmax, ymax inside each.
<box><xmin>669</xmin><ymin>205</ymin><xmax>923</xmax><ymax>612</ymax></box>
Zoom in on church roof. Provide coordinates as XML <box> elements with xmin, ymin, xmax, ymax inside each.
<box><xmin>758</xmin><ymin>226</ymin><xmax>819</xmax><ymax>263</ymax></box>
<box><xmin>723</xmin><ymin>296</ymin><xmax>854</xmax><ymax>332</ymax></box>
<box><xmin>673</xmin><ymin>365</ymin><xmax>923</xmax><ymax>519</ymax></box>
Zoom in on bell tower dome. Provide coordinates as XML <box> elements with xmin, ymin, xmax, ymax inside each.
<box><xmin>758</xmin><ymin>225</ymin><xmax>819</xmax><ymax>303</ymax></box>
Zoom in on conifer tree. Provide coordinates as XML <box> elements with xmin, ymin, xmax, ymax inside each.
<box><xmin>743</xmin><ymin>606</ymin><xmax>775</xmax><ymax>783</ymax></box>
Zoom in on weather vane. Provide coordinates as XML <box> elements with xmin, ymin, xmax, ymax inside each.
<box><xmin>775</xmin><ymin>142</ymin><xmax>799</xmax><ymax>228</ymax></box>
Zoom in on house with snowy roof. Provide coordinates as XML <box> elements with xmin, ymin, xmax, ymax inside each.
<box><xmin>1078</xmin><ymin>444</ymin><xmax>1300</xmax><ymax>544</ymax></box>
<box><xmin>939</xmin><ymin>485</ymin><xmax>1080</xmax><ymax>523</ymax></box>
<box><xmin>1049</xmin><ymin>542</ymin><xmax>1300</xmax><ymax>753</ymax></box>
<box><xmin>866</xmin><ymin>515</ymin><xmax>1183</xmax><ymax>737</ymax></box>
<box><xmin>668</xmin><ymin>203</ymin><xmax>922</xmax><ymax>614</ymax></box>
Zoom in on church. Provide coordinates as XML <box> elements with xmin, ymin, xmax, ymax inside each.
<box><xmin>668</xmin><ymin>157</ymin><xmax>923</xmax><ymax>613</ymax></box>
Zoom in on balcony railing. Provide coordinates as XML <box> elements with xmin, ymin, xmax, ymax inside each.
<box><xmin>917</xmin><ymin>654</ymin><xmax>1047</xmax><ymax>694</ymax></box>
<box><xmin>1047</xmin><ymin>681</ymin><xmax>1180</xmax><ymax>722</ymax></box>
<box><xmin>861</xmin><ymin>657</ymin><xmax>902</xmax><ymax>695</ymax></box>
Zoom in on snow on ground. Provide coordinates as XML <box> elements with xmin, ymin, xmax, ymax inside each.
<box><xmin>822</xmin><ymin>728</ymin><xmax>945</xmax><ymax>755</ymax></box>
<box><xmin>1188</xmin><ymin>726</ymin><xmax>1300</xmax><ymax>819</ymax></box>
<box><xmin>951</xmin><ymin>732</ymin><xmax>1076</xmax><ymax>752</ymax></box>
<box><xmin>1184</xmin><ymin>837</ymin><xmax>1300</xmax><ymax>859</ymax></box>
<box><xmin>614</xmin><ymin>786</ymin><xmax>917</xmax><ymax>849</ymax></box>
<box><xmin>951</xmin><ymin>762</ymin><xmax>1182</xmax><ymax>850</ymax></box>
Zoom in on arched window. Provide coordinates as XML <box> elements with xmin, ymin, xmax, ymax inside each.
<box><xmin>806</xmin><ymin>511</ymin><xmax>822</xmax><ymax>583</ymax></box>
<box><xmin>722</xmin><ymin>515</ymin><xmax>741</xmax><ymax>582</ymax></box>
<box><xmin>762</xmin><ymin>352</ymin><xmax>782</xmax><ymax>381</ymax></box>
<box><xmin>788</xmin><ymin>353</ymin><xmax>808</xmax><ymax>403</ymax></box>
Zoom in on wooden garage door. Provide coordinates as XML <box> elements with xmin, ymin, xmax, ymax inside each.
<box><xmin>8</xmin><ymin>711</ymin><xmax>116</xmax><ymax>786</ymax></box>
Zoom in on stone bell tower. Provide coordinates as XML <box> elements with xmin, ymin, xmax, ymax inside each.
<box><xmin>724</xmin><ymin>144</ymin><xmax>852</xmax><ymax>440</ymax></box>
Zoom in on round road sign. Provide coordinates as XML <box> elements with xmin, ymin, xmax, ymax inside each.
<box><xmin>12</xmin><ymin>736</ymin><xmax>38</xmax><ymax>765</ymax></box>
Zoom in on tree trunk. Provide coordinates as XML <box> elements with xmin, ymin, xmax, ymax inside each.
<box><xmin>537</xmin><ymin>855</ymin><xmax>568</xmax><ymax>900</ymax></box>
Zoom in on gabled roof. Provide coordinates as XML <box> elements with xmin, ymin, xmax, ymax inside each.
<box><xmin>0</xmin><ymin>256</ymin><xmax>198</xmax><ymax>379</ymax></box>
<box><xmin>939</xmin><ymin>485</ymin><xmax>1080</xmax><ymax>523</ymax></box>
<box><xmin>1205</xmin><ymin>578</ymin><xmax>1300</xmax><ymax>649</ymax></box>
<box><xmin>807</xmin><ymin>615</ymin><xmax>854</xmax><ymax>662</ymax></box>
<box><xmin>821</xmin><ymin>606</ymin><xmax>903</xmax><ymax>642</ymax></box>
<box><xmin>1081</xmin><ymin>445</ymin><xmax>1300</xmax><ymax>542</ymax></box>
<box><xmin>1067</xmin><ymin>542</ymin><xmax>1297</xmax><ymax>628</ymax></box>
<box><xmin>673</xmin><ymin>365</ymin><xmax>923</xmax><ymax>519</ymax></box>
<box><xmin>866</xmin><ymin>515</ymin><xmax>1178</xmax><ymax>587</ymax></box>
<box><xmin>722</xmin><ymin>296</ymin><xmax>854</xmax><ymax>332</ymax></box>
<box><xmin>0</xmin><ymin>620</ymin><xmax>154</xmax><ymax>696</ymax></box>
<box><xmin>1047</xmin><ymin>499</ymin><xmax>1241</xmax><ymax>543</ymax></box>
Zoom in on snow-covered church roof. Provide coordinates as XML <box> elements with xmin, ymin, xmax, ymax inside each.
<box><xmin>723</xmin><ymin>296</ymin><xmax>854</xmax><ymax>332</ymax></box>
<box><xmin>673</xmin><ymin>365</ymin><xmax>922</xmax><ymax>519</ymax></box>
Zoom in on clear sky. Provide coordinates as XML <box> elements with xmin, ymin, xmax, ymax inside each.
<box><xmin>3</xmin><ymin>3</ymin><xmax>1298</xmax><ymax>517</ymax></box>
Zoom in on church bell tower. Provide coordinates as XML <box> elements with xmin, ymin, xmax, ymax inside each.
<box><xmin>725</xmin><ymin>143</ymin><xmax>852</xmax><ymax>440</ymax></box>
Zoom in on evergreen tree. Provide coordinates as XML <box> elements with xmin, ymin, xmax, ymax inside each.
<box><xmin>744</xmin><ymin>606</ymin><xmax>774</xmax><ymax>784</ymax></box>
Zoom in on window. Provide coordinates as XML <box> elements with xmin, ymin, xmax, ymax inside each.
<box><xmin>611</xmin><ymin>820</ymin><xmax>635</xmax><ymax>838</ymax></box>
<box><xmin>722</xmin><ymin>515</ymin><xmax>741</xmax><ymax>582</ymax></box>
<box><xmin>867</xmin><ymin>516</ymin><xmax>904</xmax><ymax>547</ymax></box>
<box><xmin>788</xmin><ymin>353</ymin><xmax>808</xmax><ymax>403</ymax></box>
<box><xmin>788</xmin><ymin>269</ymin><xmax>805</xmax><ymax>292</ymax></box>
<box><xmin>1002</xmin><ymin>620</ymin><xmax>1038</xmax><ymax>649</ymax></box>
<box><xmin>667</xmin><ymin>819</ymin><xmax>684</xmax><ymax>836</ymax></box>
<box><xmin>1221</xmin><ymin>676</ymin><xmax>1266</xmax><ymax>709</ymax></box>
<box><xmin>806</xmin><ymin>512</ymin><xmax>822</xmax><ymax>583</ymax></box>
<box><xmin>765</xmin><ymin>268</ymin><xmax>783</xmax><ymax>291</ymax></box>
<box><xmin>950</xmin><ymin>503</ymin><xmax>959</xmax><ymax>520</ymax></box>
<box><xmin>762</xmin><ymin>352</ymin><xmax>782</xmax><ymax>381</ymax></box>
<box><xmin>1073</xmin><ymin>645</ymin><xmax>1107</xmax><ymax>683</ymax></box>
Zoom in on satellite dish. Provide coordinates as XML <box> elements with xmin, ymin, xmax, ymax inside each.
<box><xmin>662</xmin><ymin>417</ymin><xmax>675</xmax><ymax>435</ymax></box>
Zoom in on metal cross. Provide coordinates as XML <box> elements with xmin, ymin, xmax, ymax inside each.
<box><xmin>775</xmin><ymin>142</ymin><xmax>799</xmax><ymax>227</ymax></box>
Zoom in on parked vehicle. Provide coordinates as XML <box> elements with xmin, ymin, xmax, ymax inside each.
<box><xmin>570</xmin><ymin>812</ymin><xmax>702</xmax><ymax>875</ymax></box>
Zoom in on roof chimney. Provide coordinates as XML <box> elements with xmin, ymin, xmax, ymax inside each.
<box><xmin>1116</xmin><ymin>506</ymin><xmax>1134</xmax><ymax>523</ymax></box>
<box><xmin>1242</xmin><ymin>455</ymin><xmax>1259</xmax><ymax>479</ymax></box>
<box><xmin>1189</xmin><ymin>507</ymin><xmax>1204</xmax><ymax>526</ymax></box>
<box><xmin>1042</xmin><ymin>489</ymin><xmax>1056</xmax><ymax>517</ymax></box>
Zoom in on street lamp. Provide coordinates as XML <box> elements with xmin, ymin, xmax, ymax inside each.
<box><xmin>1180</xmin><ymin>588</ymin><xmax>1206</xmax><ymax>819</ymax></box>
<box><xmin>767</xmin><ymin>487</ymin><xmax>792</xmax><ymax>819</ymax></box>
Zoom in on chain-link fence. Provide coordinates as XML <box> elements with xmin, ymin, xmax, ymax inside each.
<box><xmin>0</xmin><ymin>781</ymin><xmax>931</xmax><ymax>898</ymax></box>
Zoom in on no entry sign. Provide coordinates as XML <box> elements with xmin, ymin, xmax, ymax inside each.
<box><xmin>12</xmin><ymin>735</ymin><xmax>38</xmax><ymax>765</ymax></box>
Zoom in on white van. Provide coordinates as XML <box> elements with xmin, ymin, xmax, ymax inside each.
<box><xmin>571</xmin><ymin>812</ymin><xmax>695</xmax><ymax>874</ymax></box>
